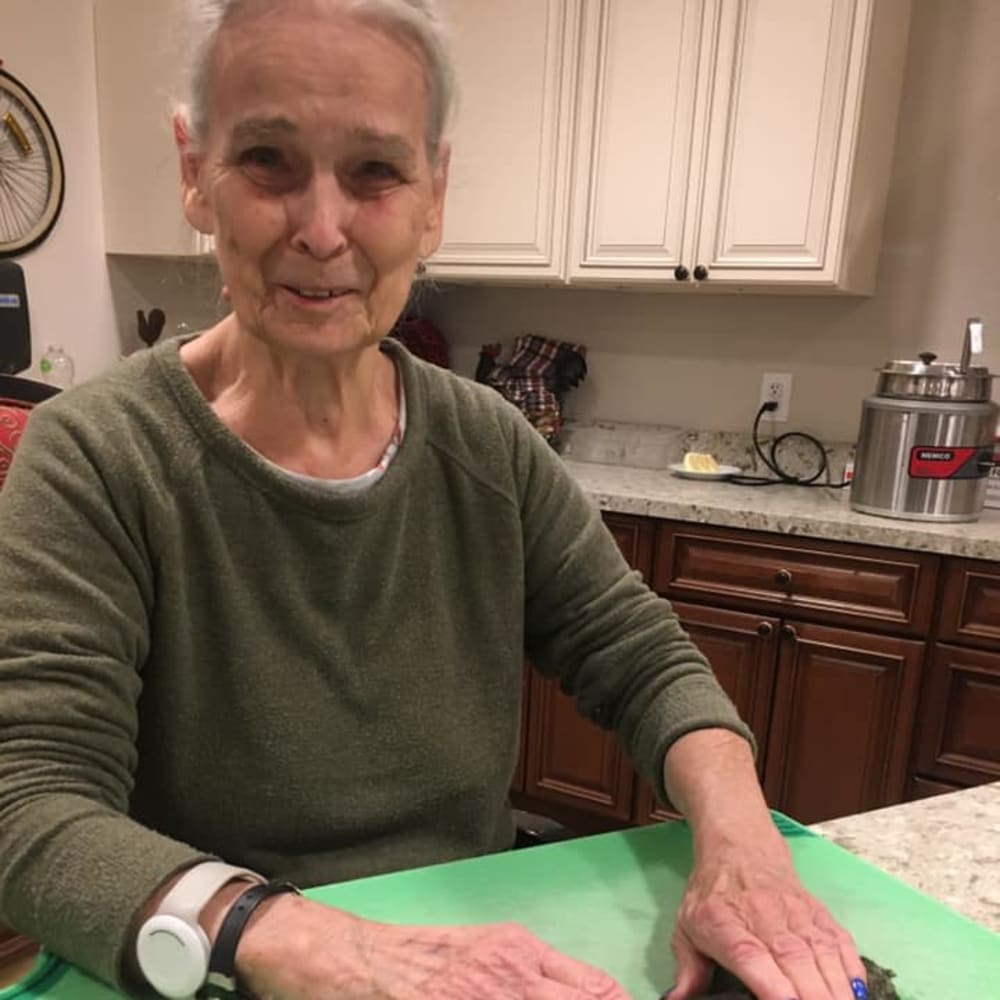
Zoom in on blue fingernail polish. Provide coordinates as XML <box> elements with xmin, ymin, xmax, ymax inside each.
<box><xmin>851</xmin><ymin>979</ymin><xmax>869</xmax><ymax>1000</ymax></box>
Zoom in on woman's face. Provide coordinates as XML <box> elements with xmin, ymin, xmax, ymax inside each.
<box><xmin>180</xmin><ymin>1</ymin><xmax>448</xmax><ymax>358</ymax></box>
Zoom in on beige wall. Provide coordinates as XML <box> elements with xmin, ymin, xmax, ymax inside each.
<box><xmin>7</xmin><ymin>0</ymin><xmax>118</xmax><ymax>383</ymax></box>
<box><xmin>428</xmin><ymin>0</ymin><xmax>1000</xmax><ymax>444</ymax></box>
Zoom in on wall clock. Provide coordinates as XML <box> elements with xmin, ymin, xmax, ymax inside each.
<box><xmin>0</xmin><ymin>67</ymin><xmax>65</xmax><ymax>257</ymax></box>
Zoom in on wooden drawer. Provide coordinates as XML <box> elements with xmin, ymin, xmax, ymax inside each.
<box><xmin>938</xmin><ymin>558</ymin><xmax>1000</xmax><ymax>650</ymax></box>
<box><xmin>914</xmin><ymin>643</ymin><xmax>1000</xmax><ymax>786</ymax></box>
<box><xmin>653</xmin><ymin>523</ymin><xmax>938</xmax><ymax>635</ymax></box>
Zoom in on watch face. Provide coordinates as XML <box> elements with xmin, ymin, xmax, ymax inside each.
<box><xmin>0</xmin><ymin>69</ymin><xmax>65</xmax><ymax>258</ymax></box>
<box><xmin>136</xmin><ymin>915</ymin><xmax>210</xmax><ymax>998</ymax></box>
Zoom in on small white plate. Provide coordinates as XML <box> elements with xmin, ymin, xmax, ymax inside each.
<box><xmin>668</xmin><ymin>462</ymin><xmax>742</xmax><ymax>481</ymax></box>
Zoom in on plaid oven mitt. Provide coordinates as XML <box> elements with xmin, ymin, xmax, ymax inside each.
<box><xmin>476</xmin><ymin>335</ymin><xmax>588</xmax><ymax>446</ymax></box>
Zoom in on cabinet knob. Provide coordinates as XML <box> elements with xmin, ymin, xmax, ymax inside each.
<box><xmin>780</xmin><ymin>624</ymin><xmax>798</xmax><ymax>641</ymax></box>
<box><xmin>693</xmin><ymin>264</ymin><xmax>709</xmax><ymax>281</ymax></box>
<box><xmin>756</xmin><ymin>621</ymin><xmax>774</xmax><ymax>638</ymax></box>
<box><xmin>674</xmin><ymin>265</ymin><xmax>690</xmax><ymax>281</ymax></box>
<box><xmin>774</xmin><ymin>568</ymin><xmax>793</xmax><ymax>588</ymax></box>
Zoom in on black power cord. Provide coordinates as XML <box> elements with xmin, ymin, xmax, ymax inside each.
<box><xmin>726</xmin><ymin>402</ymin><xmax>852</xmax><ymax>488</ymax></box>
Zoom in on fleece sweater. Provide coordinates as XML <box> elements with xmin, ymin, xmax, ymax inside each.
<box><xmin>0</xmin><ymin>337</ymin><xmax>752</xmax><ymax>990</ymax></box>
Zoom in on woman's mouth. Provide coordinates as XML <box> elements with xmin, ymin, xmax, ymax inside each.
<box><xmin>279</xmin><ymin>285</ymin><xmax>356</xmax><ymax>307</ymax></box>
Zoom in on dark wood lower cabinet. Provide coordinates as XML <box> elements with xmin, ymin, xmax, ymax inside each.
<box><xmin>511</xmin><ymin>512</ymin><xmax>1000</xmax><ymax>834</ymax></box>
<box><xmin>633</xmin><ymin>785</ymin><xmax>681</xmax><ymax>825</ymax></box>
<box><xmin>633</xmin><ymin>602</ymin><xmax>781</xmax><ymax>825</ymax></box>
<box><xmin>671</xmin><ymin>602</ymin><xmax>780</xmax><ymax>766</ymax></box>
<box><xmin>513</xmin><ymin>511</ymin><xmax>651</xmax><ymax>826</ymax></box>
<box><xmin>905</xmin><ymin>774</ymin><xmax>962</xmax><ymax>801</ymax></box>
<box><xmin>913</xmin><ymin>643</ymin><xmax>1000</xmax><ymax>786</ymax></box>
<box><xmin>0</xmin><ymin>924</ymin><xmax>38</xmax><ymax>989</ymax></box>
<box><xmin>602</xmin><ymin>512</ymin><xmax>655</xmax><ymax>582</ymax></box>
<box><xmin>522</xmin><ymin>671</ymin><xmax>636</xmax><ymax>822</ymax></box>
<box><xmin>511</xmin><ymin>664</ymin><xmax>530</xmax><ymax>794</ymax></box>
<box><xmin>763</xmin><ymin>622</ymin><xmax>925</xmax><ymax>824</ymax></box>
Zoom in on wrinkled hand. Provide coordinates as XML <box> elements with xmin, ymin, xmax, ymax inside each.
<box><xmin>238</xmin><ymin>893</ymin><xmax>632</xmax><ymax>999</ymax></box>
<box><xmin>668</xmin><ymin>840</ymin><xmax>866</xmax><ymax>1000</ymax></box>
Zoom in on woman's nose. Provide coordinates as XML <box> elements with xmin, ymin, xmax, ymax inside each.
<box><xmin>288</xmin><ymin>173</ymin><xmax>353</xmax><ymax>260</ymax></box>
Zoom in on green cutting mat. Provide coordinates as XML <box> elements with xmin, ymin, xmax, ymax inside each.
<box><xmin>4</xmin><ymin>814</ymin><xmax>997</xmax><ymax>999</ymax></box>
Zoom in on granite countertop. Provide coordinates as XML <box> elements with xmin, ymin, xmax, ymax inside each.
<box><xmin>811</xmin><ymin>782</ymin><xmax>1000</xmax><ymax>933</ymax></box>
<box><xmin>564</xmin><ymin>459</ymin><xmax>1000</xmax><ymax>561</ymax></box>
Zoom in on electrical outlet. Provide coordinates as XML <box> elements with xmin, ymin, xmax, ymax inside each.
<box><xmin>760</xmin><ymin>372</ymin><xmax>793</xmax><ymax>422</ymax></box>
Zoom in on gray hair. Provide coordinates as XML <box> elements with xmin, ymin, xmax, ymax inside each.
<box><xmin>185</xmin><ymin>0</ymin><xmax>455</xmax><ymax>161</ymax></box>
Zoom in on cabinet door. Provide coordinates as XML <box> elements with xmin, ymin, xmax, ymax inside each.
<box><xmin>692</xmin><ymin>0</ymin><xmax>911</xmax><ymax>289</ymax></box>
<box><xmin>511</xmin><ymin>663</ymin><xmax>531</xmax><ymax>794</ymax></box>
<box><xmin>913</xmin><ymin>643</ymin><xmax>1000</xmax><ymax>787</ymax></box>
<box><xmin>524</xmin><ymin>669</ymin><xmax>636</xmax><ymax>821</ymax></box>
<box><xmin>763</xmin><ymin>621</ymin><xmax>925</xmax><ymax>824</ymax></box>
<box><xmin>430</xmin><ymin>0</ymin><xmax>580</xmax><ymax>280</ymax></box>
<box><xmin>634</xmin><ymin>602</ymin><xmax>780</xmax><ymax>824</ymax></box>
<box><xmin>691</xmin><ymin>0</ymin><xmax>858</xmax><ymax>283</ymax></box>
<box><xmin>905</xmin><ymin>775</ymin><xmax>961</xmax><ymax>802</ymax></box>
<box><xmin>567</xmin><ymin>0</ymin><xmax>711</xmax><ymax>281</ymax></box>
<box><xmin>602</xmin><ymin>511</ymin><xmax>655</xmax><ymax>581</ymax></box>
<box><xmin>567</xmin><ymin>0</ymin><xmax>909</xmax><ymax>291</ymax></box>
<box><xmin>521</xmin><ymin>512</ymin><xmax>651</xmax><ymax>820</ymax></box>
<box><xmin>95</xmin><ymin>0</ymin><xmax>213</xmax><ymax>256</ymax></box>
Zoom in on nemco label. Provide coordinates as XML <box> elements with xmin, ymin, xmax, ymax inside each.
<box><xmin>909</xmin><ymin>446</ymin><xmax>992</xmax><ymax>480</ymax></box>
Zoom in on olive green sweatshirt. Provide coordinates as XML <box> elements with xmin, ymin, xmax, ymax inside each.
<box><xmin>0</xmin><ymin>337</ymin><xmax>751</xmax><ymax>991</ymax></box>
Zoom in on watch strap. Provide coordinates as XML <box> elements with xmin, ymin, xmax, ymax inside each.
<box><xmin>198</xmin><ymin>880</ymin><xmax>300</xmax><ymax>999</ymax></box>
<box><xmin>157</xmin><ymin>861</ymin><xmax>264</xmax><ymax>923</ymax></box>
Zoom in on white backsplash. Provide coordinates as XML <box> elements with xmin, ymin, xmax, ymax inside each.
<box><xmin>559</xmin><ymin>419</ymin><xmax>855</xmax><ymax>484</ymax></box>
<box><xmin>107</xmin><ymin>255</ymin><xmax>226</xmax><ymax>357</ymax></box>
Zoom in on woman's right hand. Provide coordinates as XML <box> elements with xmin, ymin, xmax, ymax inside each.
<box><xmin>236</xmin><ymin>893</ymin><xmax>632</xmax><ymax>999</ymax></box>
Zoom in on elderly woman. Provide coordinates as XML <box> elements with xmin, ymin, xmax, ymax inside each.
<box><xmin>0</xmin><ymin>1</ymin><xmax>869</xmax><ymax>999</ymax></box>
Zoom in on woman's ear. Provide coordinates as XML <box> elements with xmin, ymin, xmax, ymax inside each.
<box><xmin>419</xmin><ymin>142</ymin><xmax>451</xmax><ymax>259</ymax></box>
<box><xmin>174</xmin><ymin>111</ymin><xmax>215</xmax><ymax>236</ymax></box>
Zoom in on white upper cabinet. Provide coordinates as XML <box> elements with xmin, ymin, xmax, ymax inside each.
<box><xmin>93</xmin><ymin>0</ymin><xmax>910</xmax><ymax>292</ymax></box>
<box><xmin>95</xmin><ymin>0</ymin><xmax>212</xmax><ymax>257</ymax></box>
<box><xmin>568</xmin><ymin>0</ymin><xmax>709</xmax><ymax>278</ymax></box>
<box><xmin>429</xmin><ymin>0</ymin><xmax>581</xmax><ymax>281</ymax></box>
<box><xmin>568</xmin><ymin>0</ymin><xmax>911</xmax><ymax>291</ymax></box>
<box><xmin>690</xmin><ymin>0</ymin><xmax>899</xmax><ymax>288</ymax></box>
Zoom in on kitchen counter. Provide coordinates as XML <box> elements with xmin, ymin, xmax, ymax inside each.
<box><xmin>812</xmin><ymin>782</ymin><xmax>1000</xmax><ymax>933</ymax></box>
<box><xmin>565</xmin><ymin>459</ymin><xmax>1000</xmax><ymax>560</ymax></box>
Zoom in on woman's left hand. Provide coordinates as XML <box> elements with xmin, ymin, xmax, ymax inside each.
<box><xmin>666</xmin><ymin>836</ymin><xmax>867</xmax><ymax>1000</ymax></box>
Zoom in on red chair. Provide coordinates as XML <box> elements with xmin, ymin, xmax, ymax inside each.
<box><xmin>0</xmin><ymin>374</ymin><xmax>60</xmax><ymax>491</ymax></box>
<box><xmin>0</xmin><ymin>374</ymin><xmax>55</xmax><ymax>975</ymax></box>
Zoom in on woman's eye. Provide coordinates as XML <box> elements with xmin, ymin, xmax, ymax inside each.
<box><xmin>239</xmin><ymin>146</ymin><xmax>286</xmax><ymax>170</ymax></box>
<box><xmin>357</xmin><ymin>161</ymin><xmax>403</xmax><ymax>185</ymax></box>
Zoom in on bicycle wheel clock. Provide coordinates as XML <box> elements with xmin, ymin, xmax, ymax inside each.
<box><xmin>0</xmin><ymin>67</ymin><xmax>65</xmax><ymax>257</ymax></box>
